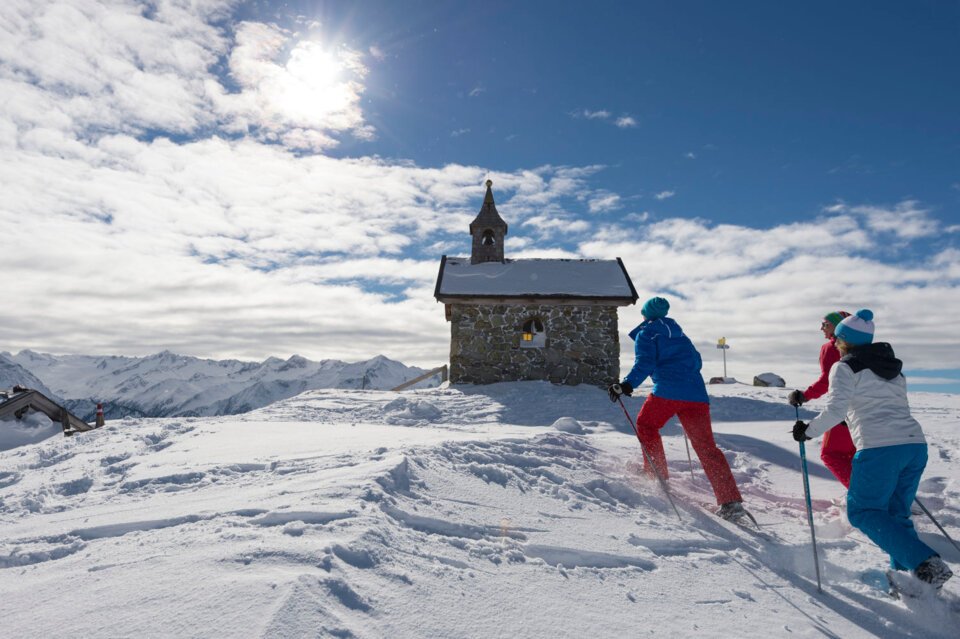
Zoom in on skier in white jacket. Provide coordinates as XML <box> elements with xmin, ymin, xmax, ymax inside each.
<box><xmin>793</xmin><ymin>309</ymin><xmax>953</xmax><ymax>590</ymax></box>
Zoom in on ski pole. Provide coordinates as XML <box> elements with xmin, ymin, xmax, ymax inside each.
<box><xmin>797</xmin><ymin>407</ymin><xmax>823</xmax><ymax>593</ymax></box>
<box><xmin>914</xmin><ymin>497</ymin><xmax>960</xmax><ymax>554</ymax></box>
<box><xmin>681</xmin><ymin>429</ymin><xmax>696</xmax><ymax>483</ymax></box>
<box><xmin>617</xmin><ymin>397</ymin><xmax>683</xmax><ymax>522</ymax></box>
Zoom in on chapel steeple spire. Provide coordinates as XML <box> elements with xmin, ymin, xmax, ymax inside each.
<box><xmin>469</xmin><ymin>179</ymin><xmax>508</xmax><ymax>264</ymax></box>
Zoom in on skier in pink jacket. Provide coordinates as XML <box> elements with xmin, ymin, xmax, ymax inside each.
<box><xmin>788</xmin><ymin>311</ymin><xmax>856</xmax><ymax>487</ymax></box>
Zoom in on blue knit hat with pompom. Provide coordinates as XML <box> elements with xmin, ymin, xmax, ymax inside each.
<box><xmin>835</xmin><ymin>309</ymin><xmax>875</xmax><ymax>345</ymax></box>
<box><xmin>641</xmin><ymin>296</ymin><xmax>670</xmax><ymax>320</ymax></box>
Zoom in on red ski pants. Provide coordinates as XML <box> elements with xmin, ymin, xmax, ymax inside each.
<box><xmin>634</xmin><ymin>395</ymin><xmax>742</xmax><ymax>505</ymax></box>
<box><xmin>821</xmin><ymin>422</ymin><xmax>855</xmax><ymax>488</ymax></box>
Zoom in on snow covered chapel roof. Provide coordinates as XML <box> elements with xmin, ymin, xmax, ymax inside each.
<box><xmin>434</xmin><ymin>256</ymin><xmax>639</xmax><ymax>304</ymax></box>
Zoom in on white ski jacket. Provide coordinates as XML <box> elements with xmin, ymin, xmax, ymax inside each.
<box><xmin>805</xmin><ymin>342</ymin><xmax>925</xmax><ymax>451</ymax></box>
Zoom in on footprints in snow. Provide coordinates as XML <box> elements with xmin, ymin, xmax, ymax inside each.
<box><xmin>523</xmin><ymin>544</ymin><xmax>656</xmax><ymax>571</ymax></box>
<box><xmin>0</xmin><ymin>507</ymin><xmax>358</xmax><ymax>569</ymax></box>
<box><xmin>54</xmin><ymin>477</ymin><xmax>93</xmax><ymax>496</ymax></box>
<box><xmin>0</xmin><ymin>471</ymin><xmax>21</xmax><ymax>489</ymax></box>
<box><xmin>366</xmin><ymin>434</ymin><xmax>741</xmax><ymax>573</ymax></box>
<box><xmin>0</xmin><ymin>540</ymin><xmax>87</xmax><ymax>569</ymax></box>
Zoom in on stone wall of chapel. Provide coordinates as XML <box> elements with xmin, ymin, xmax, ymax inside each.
<box><xmin>448</xmin><ymin>303</ymin><xmax>621</xmax><ymax>386</ymax></box>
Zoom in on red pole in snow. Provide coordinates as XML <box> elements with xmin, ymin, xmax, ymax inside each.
<box><xmin>95</xmin><ymin>403</ymin><xmax>105</xmax><ymax>428</ymax></box>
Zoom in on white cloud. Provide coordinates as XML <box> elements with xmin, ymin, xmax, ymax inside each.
<box><xmin>469</xmin><ymin>85</ymin><xmax>485</xmax><ymax>97</ymax></box>
<box><xmin>512</xmin><ymin>246</ymin><xmax>580</xmax><ymax>259</ymax></box>
<box><xmin>823</xmin><ymin>200</ymin><xmax>951</xmax><ymax>240</ymax></box>
<box><xmin>588</xmin><ymin>192</ymin><xmax>621</xmax><ymax>213</ymax></box>
<box><xmin>822</xmin><ymin>202</ymin><xmax>846</xmax><ymax>214</ymax></box>
<box><xmin>521</xmin><ymin>215</ymin><xmax>591</xmax><ymax>238</ymax></box>
<box><xmin>450</xmin><ymin>128</ymin><xmax>470</xmax><ymax>137</ymax></box>
<box><xmin>654</xmin><ymin>191</ymin><xmax>675</xmax><ymax>201</ymax></box>
<box><xmin>579</xmin><ymin>109</ymin><xmax>610</xmax><ymax>120</ymax></box>
<box><xmin>0</xmin><ymin>0</ymin><xmax>229</xmax><ymax>140</ymax></box>
<box><xmin>0</xmin><ymin>2</ymin><xmax>374</xmax><ymax>153</ymax></box>
<box><xmin>580</xmin><ymin>211</ymin><xmax>959</xmax><ymax>385</ymax></box>
<box><xmin>829</xmin><ymin>200</ymin><xmax>940</xmax><ymax>240</ymax></box>
<box><xmin>570</xmin><ymin>110</ymin><xmax>636</xmax><ymax>129</ymax></box>
<box><xmin>0</xmin><ymin>121</ymin><xmax>608</xmax><ymax>366</ymax></box>
<box><xmin>685</xmin><ymin>152</ymin><xmax>697</xmax><ymax>159</ymax></box>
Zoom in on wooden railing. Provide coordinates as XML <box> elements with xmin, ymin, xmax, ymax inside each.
<box><xmin>0</xmin><ymin>389</ymin><xmax>94</xmax><ymax>436</ymax></box>
<box><xmin>391</xmin><ymin>365</ymin><xmax>449</xmax><ymax>391</ymax></box>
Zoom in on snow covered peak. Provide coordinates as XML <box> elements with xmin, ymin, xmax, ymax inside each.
<box><xmin>9</xmin><ymin>351</ymin><xmax>434</xmax><ymax>419</ymax></box>
<box><xmin>0</xmin><ymin>353</ymin><xmax>58</xmax><ymax>399</ymax></box>
<box><xmin>15</xmin><ymin>349</ymin><xmax>56</xmax><ymax>364</ymax></box>
<box><xmin>279</xmin><ymin>355</ymin><xmax>309</xmax><ymax>371</ymax></box>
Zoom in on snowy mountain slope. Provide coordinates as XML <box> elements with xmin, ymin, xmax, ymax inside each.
<box><xmin>0</xmin><ymin>353</ymin><xmax>58</xmax><ymax>400</ymax></box>
<box><xmin>1</xmin><ymin>383</ymin><xmax>958</xmax><ymax>638</ymax></box>
<box><xmin>3</xmin><ymin>350</ymin><xmax>435</xmax><ymax>420</ymax></box>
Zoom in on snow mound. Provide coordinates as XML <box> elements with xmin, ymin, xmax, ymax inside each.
<box><xmin>551</xmin><ymin>416</ymin><xmax>585</xmax><ymax>434</ymax></box>
<box><xmin>383</xmin><ymin>397</ymin><xmax>443</xmax><ymax>425</ymax></box>
<box><xmin>0</xmin><ymin>413</ymin><xmax>61</xmax><ymax>452</ymax></box>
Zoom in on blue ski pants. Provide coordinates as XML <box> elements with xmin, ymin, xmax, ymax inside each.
<box><xmin>846</xmin><ymin>443</ymin><xmax>934</xmax><ymax>571</ymax></box>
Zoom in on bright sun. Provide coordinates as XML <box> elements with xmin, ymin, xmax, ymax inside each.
<box><xmin>276</xmin><ymin>42</ymin><xmax>352</xmax><ymax>121</ymax></box>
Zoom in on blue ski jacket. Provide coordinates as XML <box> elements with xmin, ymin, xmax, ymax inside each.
<box><xmin>622</xmin><ymin>317</ymin><xmax>710</xmax><ymax>404</ymax></box>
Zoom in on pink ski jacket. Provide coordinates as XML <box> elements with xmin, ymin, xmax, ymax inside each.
<box><xmin>803</xmin><ymin>337</ymin><xmax>841</xmax><ymax>401</ymax></box>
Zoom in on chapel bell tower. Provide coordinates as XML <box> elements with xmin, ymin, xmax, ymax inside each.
<box><xmin>469</xmin><ymin>180</ymin><xmax>508</xmax><ymax>264</ymax></box>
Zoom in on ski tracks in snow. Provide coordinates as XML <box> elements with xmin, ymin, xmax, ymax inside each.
<box><xmin>1</xmin><ymin>385</ymin><xmax>959</xmax><ymax>637</ymax></box>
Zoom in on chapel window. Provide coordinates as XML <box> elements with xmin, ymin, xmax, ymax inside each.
<box><xmin>520</xmin><ymin>317</ymin><xmax>546</xmax><ymax>348</ymax></box>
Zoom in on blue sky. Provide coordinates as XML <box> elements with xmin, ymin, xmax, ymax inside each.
<box><xmin>266</xmin><ymin>1</ymin><xmax>960</xmax><ymax>227</ymax></box>
<box><xmin>1</xmin><ymin>1</ymin><xmax>958</xmax><ymax>392</ymax></box>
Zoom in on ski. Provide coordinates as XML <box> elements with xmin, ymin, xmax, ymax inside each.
<box><xmin>739</xmin><ymin>506</ymin><xmax>761</xmax><ymax>531</ymax></box>
<box><xmin>720</xmin><ymin>511</ymin><xmax>777</xmax><ymax>542</ymax></box>
<box><xmin>682</xmin><ymin>496</ymin><xmax>779</xmax><ymax>542</ymax></box>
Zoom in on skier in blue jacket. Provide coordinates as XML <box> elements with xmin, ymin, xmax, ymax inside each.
<box><xmin>609</xmin><ymin>297</ymin><xmax>748</xmax><ymax>522</ymax></box>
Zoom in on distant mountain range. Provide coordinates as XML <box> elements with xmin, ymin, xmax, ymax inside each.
<box><xmin>0</xmin><ymin>350</ymin><xmax>439</xmax><ymax>420</ymax></box>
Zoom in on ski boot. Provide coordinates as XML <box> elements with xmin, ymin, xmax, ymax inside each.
<box><xmin>915</xmin><ymin>556</ymin><xmax>953</xmax><ymax>590</ymax></box>
<box><xmin>717</xmin><ymin>501</ymin><xmax>760</xmax><ymax>530</ymax></box>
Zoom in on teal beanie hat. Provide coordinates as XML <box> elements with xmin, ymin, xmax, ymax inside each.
<box><xmin>641</xmin><ymin>296</ymin><xmax>670</xmax><ymax>320</ymax></box>
<box><xmin>835</xmin><ymin>309</ymin><xmax>875</xmax><ymax>345</ymax></box>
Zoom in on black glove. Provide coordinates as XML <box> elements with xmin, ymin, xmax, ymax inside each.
<box><xmin>788</xmin><ymin>389</ymin><xmax>806</xmax><ymax>407</ymax></box>
<box><xmin>792</xmin><ymin>420</ymin><xmax>812</xmax><ymax>442</ymax></box>
<box><xmin>608</xmin><ymin>381</ymin><xmax>633</xmax><ymax>403</ymax></box>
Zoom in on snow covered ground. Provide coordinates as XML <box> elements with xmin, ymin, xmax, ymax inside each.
<box><xmin>1</xmin><ymin>382</ymin><xmax>958</xmax><ymax>638</ymax></box>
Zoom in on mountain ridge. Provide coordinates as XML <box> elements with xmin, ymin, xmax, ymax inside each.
<box><xmin>1</xmin><ymin>350</ymin><xmax>438</xmax><ymax>420</ymax></box>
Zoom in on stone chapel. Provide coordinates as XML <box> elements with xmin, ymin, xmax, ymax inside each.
<box><xmin>433</xmin><ymin>180</ymin><xmax>638</xmax><ymax>386</ymax></box>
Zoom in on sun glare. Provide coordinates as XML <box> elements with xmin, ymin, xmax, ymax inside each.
<box><xmin>275</xmin><ymin>41</ymin><xmax>353</xmax><ymax>121</ymax></box>
<box><xmin>289</xmin><ymin>44</ymin><xmax>341</xmax><ymax>89</ymax></box>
